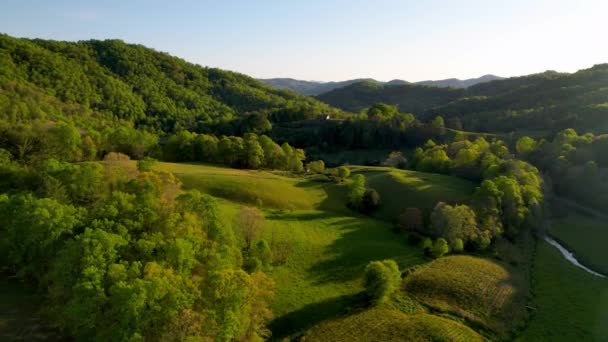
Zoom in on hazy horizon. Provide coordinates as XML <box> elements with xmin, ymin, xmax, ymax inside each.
<box><xmin>2</xmin><ymin>0</ymin><xmax>607</xmax><ymax>82</ymax></box>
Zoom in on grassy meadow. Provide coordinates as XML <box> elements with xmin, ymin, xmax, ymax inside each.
<box><xmin>153</xmin><ymin>162</ymin><xmax>493</xmax><ymax>339</ymax></box>
<box><xmin>549</xmin><ymin>211</ymin><xmax>608</xmax><ymax>274</ymax></box>
<box><xmin>351</xmin><ymin>166</ymin><xmax>476</xmax><ymax>221</ymax></box>
<box><xmin>518</xmin><ymin>241</ymin><xmax>608</xmax><ymax>341</ymax></box>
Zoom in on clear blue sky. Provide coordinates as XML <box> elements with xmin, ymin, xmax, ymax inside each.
<box><xmin>2</xmin><ymin>0</ymin><xmax>607</xmax><ymax>82</ymax></box>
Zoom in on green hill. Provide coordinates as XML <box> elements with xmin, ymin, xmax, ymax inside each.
<box><xmin>0</xmin><ymin>34</ymin><xmax>344</xmax><ymax>133</ymax></box>
<box><xmin>316</xmin><ymin>65</ymin><xmax>608</xmax><ymax>134</ymax></box>
<box><xmin>403</xmin><ymin>255</ymin><xmax>529</xmax><ymax>338</ymax></box>
<box><xmin>316</xmin><ymin>81</ymin><xmax>465</xmax><ymax>114</ymax></box>
<box><xmin>304</xmin><ymin>308</ymin><xmax>485</xmax><ymax>342</ymax></box>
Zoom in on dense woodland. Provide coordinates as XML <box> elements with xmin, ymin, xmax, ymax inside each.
<box><xmin>318</xmin><ymin>65</ymin><xmax>608</xmax><ymax>133</ymax></box>
<box><xmin>0</xmin><ymin>33</ymin><xmax>606</xmax><ymax>341</ymax></box>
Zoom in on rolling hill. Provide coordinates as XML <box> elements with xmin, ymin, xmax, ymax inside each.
<box><xmin>259</xmin><ymin>75</ymin><xmax>502</xmax><ymax>95</ymax></box>
<box><xmin>0</xmin><ymin>33</ymin><xmax>345</xmax><ymax>133</ymax></box>
<box><xmin>315</xmin><ymin>64</ymin><xmax>608</xmax><ymax>134</ymax></box>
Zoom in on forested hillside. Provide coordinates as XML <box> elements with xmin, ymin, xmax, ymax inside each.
<box><xmin>317</xmin><ymin>65</ymin><xmax>608</xmax><ymax>134</ymax></box>
<box><xmin>316</xmin><ymin>81</ymin><xmax>466</xmax><ymax>113</ymax></box>
<box><xmin>260</xmin><ymin>75</ymin><xmax>502</xmax><ymax>95</ymax></box>
<box><xmin>0</xmin><ymin>34</ymin><xmax>344</xmax><ymax>134</ymax></box>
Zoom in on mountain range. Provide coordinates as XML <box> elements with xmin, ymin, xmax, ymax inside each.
<box><xmin>259</xmin><ymin>75</ymin><xmax>503</xmax><ymax>95</ymax></box>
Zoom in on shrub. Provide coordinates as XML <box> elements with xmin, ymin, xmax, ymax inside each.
<box><xmin>337</xmin><ymin>166</ymin><xmax>350</xmax><ymax>180</ymax></box>
<box><xmin>363</xmin><ymin>259</ymin><xmax>401</xmax><ymax>304</ymax></box>
<box><xmin>430</xmin><ymin>238</ymin><xmax>449</xmax><ymax>258</ymax></box>
<box><xmin>452</xmin><ymin>238</ymin><xmax>464</xmax><ymax>253</ymax></box>
<box><xmin>307</xmin><ymin>160</ymin><xmax>325</xmax><ymax>174</ymax></box>
<box><xmin>137</xmin><ymin>156</ymin><xmax>157</xmax><ymax>172</ymax></box>
<box><xmin>360</xmin><ymin>188</ymin><xmax>381</xmax><ymax>213</ymax></box>
<box><xmin>421</xmin><ymin>238</ymin><xmax>433</xmax><ymax>253</ymax></box>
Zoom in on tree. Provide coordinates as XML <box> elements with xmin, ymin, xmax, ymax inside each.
<box><xmin>244</xmin><ymin>134</ymin><xmax>264</xmax><ymax>169</ymax></box>
<box><xmin>235</xmin><ymin>207</ymin><xmax>265</xmax><ymax>250</ymax></box>
<box><xmin>137</xmin><ymin>157</ymin><xmax>157</xmax><ymax>172</ymax></box>
<box><xmin>429</xmin><ymin>202</ymin><xmax>479</xmax><ymax>248</ymax></box>
<box><xmin>307</xmin><ymin>160</ymin><xmax>325</xmax><ymax>174</ymax></box>
<box><xmin>360</xmin><ymin>188</ymin><xmax>381</xmax><ymax>213</ymax></box>
<box><xmin>399</xmin><ymin>207</ymin><xmax>424</xmax><ymax>233</ymax></box>
<box><xmin>337</xmin><ymin>166</ymin><xmax>350</xmax><ymax>180</ymax></box>
<box><xmin>430</xmin><ymin>238</ymin><xmax>449</xmax><ymax>258</ymax></box>
<box><xmin>516</xmin><ymin>136</ymin><xmax>537</xmax><ymax>155</ymax></box>
<box><xmin>383</xmin><ymin>151</ymin><xmax>407</xmax><ymax>168</ymax></box>
<box><xmin>348</xmin><ymin>174</ymin><xmax>366</xmax><ymax>210</ymax></box>
<box><xmin>363</xmin><ymin>259</ymin><xmax>401</xmax><ymax>304</ymax></box>
<box><xmin>0</xmin><ymin>193</ymin><xmax>81</xmax><ymax>279</ymax></box>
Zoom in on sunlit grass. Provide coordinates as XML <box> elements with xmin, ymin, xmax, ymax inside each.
<box><xmin>351</xmin><ymin>166</ymin><xmax>476</xmax><ymax>222</ymax></box>
<box><xmin>403</xmin><ymin>255</ymin><xmax>529</xmax><ymax>338</ymax></box>
<box><xmin>304</xmin><ymin>308</ymin><xmax>484</xmax><ymax>342</ymax></box>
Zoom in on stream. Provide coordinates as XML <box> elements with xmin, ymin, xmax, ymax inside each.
<box><xmin>543</xmin><ymin>236</ymin><xmax>606</xmax><ymax>278</ymax></box>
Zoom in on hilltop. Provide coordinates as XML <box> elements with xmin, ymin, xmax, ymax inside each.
<box><xmin>259</xmin><ymin>75</ymin><xmax>502</xmax><ymax>95</ymax></box>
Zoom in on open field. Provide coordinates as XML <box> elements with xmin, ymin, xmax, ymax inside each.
<box><xmin>351</xmin><ymin>166</ymin><xmax>476</xmax><ymax>222</ymax></box>
<box><xmin>403</xmin><ymin>255</ymin><xmax>529</xmax><ymax>339</ymax></box>
<box><xmin>549</xmin><ymin>212</ymin><xmax>608</xmax><ymax>274</ymax></box>
<box><xmin>154</xmin><ymin>162</ymin><xmax>329</xmax><ymax>210</ymax></box>
<box><xmin>155</xmin><ymin>162</ymin><xmax>491</xmax><ymax>338</ymax></box>
<box><xmin>518</xmin><ymin>241</ymin><xmax>608</xmax><ymax>341</ymax></box>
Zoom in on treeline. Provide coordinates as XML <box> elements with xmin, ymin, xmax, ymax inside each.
<box><xmin>400</xmin><ymin>136</ymin><xmax>543</xmax><ymax>254</ymax></box>
<box><xmin>514</xmin><ymin>129</ymin><xmax>608</xmax><ymax>212</ymax></box>
<box><xmin>273</xmin><ymin>103</ymin><xmax>449</xmax><ymax>152</ymax></box>
<box><xmin>315</xmin><ymin>64</ymin><xmax>608</xmax><ymax>134</ymax></box>
<box><xmin>0</xmin><ymin>152</ymin><xmax>276</xmax><ymax>341</ymax></box>
<box><xmin>163</xmin><ymin>131</ymin><xmax>305</xmax><ymax>171</ymax></box>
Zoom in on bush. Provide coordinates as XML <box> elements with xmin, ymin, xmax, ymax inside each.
<box><xmin>337</xmin><ymin>166</ymin><xmax>350</xmax><ymax>180</ymax></box>
<box><xmin>421</xmin><ymin>237</ymin><xmax>433</xmax><ymax>253</ymax></box>
<box><xmin>137</xmin><ymin>156</ymin><xmax>157</xmax><ymax>172</ymax></box>
<box><xmin>307</xmin><ymin>160</ymin><xmax>325</xmax><ymax>174</ymax></box>
<box><xmin>360</xmin><ymin>188</ymin><xmax>381</xmax><ymax>213</ymax></box>
<box><xmin>430</xmin><ymin>238</ymin><xmax>449</xmax><ymax>258</ymax></box>
<box><xmin>363</xmin><ymin>259</ymin><xmax>401</xmax><ymax>304</ymax></box>
<box><xmin>452</xmin><ymin>238</ymin><xmax>464</xmax><ymax>253</ymax></box>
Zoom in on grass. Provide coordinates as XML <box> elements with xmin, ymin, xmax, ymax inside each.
<box><xmin>154</xmin><ymin>162</ymin><xmax>327</xmax><ymax>210</ymax></box>
<box><xmin>304</xmin><ymin>307</ymin><xmax>485</xmax><ymax>342</ymax></box>
<box><xmin>549</xmin><ymin>212</ymin><xmax>608</xmax><ymax>274</ymax></box>
<box><xmin>0</xmin><ymin>276</ymin><xmax>61</xmax><ymax>341</ymax></box>
<box><xmin>124</xmin><ymin>161</ymin><xmax>520</xmax><ymax>339</ymax></box>
<box><xmin>518</xmin><ymin>241</ymin><xmax>608</xmax><ymax>341</ymax></box>
<box><xmin>213</xmin><ymin>199</ymin><xmax>426</xmax><ymax>340</ymax></box>
<box><xmin>351</xmin><ymin>166</ymin><xmax>476</xmax><ymax>222</ymax></box>
<box><xmin>403</xmin><ymin>255</ymin><xmax>529</xmax><ymax>338</ymax></box>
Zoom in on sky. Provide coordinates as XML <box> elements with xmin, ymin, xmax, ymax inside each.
<box><xmin>1</xmin><ymin>0</ymin><xmax>607</xmax><ymax>82</ymax></box>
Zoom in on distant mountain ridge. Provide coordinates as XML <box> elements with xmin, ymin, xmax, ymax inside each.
<box><xmin>259</xmin><ymin>75</ymin><xmax>503</xmax><ymax>95</ymax></box>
